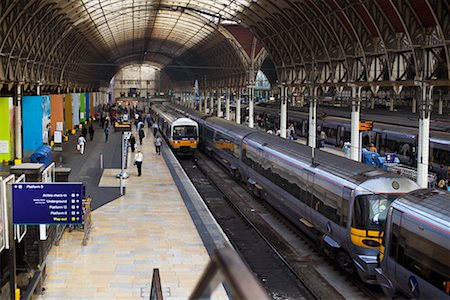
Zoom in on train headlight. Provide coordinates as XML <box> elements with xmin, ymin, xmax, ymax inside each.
<box><xmin>362</xmin><ymin>239</ymin><xmax>381</xmax><ymax>247</ymax></box>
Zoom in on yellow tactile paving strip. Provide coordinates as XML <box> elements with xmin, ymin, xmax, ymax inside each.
<box><xmin>36</xmin><ymin>130</ymin><xmax>228</xmax><ymax>299</ymax></box>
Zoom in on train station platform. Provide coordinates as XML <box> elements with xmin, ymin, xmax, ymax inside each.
<box><xmin>35</xmin><ymin>126</ymin><xmax>230</xmax><ymax>299</ymax></box>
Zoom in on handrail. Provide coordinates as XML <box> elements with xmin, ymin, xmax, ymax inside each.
<box><xmin>82</xmin><ymin>196</ymin><xmax>92</xmax><ymax>246</ymax></box>
<box><xmin>22</xmin><ymin>260</ymin><xmax>47</xmax><ymax>300</ymax></box>
<box><xmin>149</xmin><ymin>268</ymin><xmax>163</xmax><ymax>300</ymax></box>
<box><xmin>189</xmin><ymin>247</ymin><xmax>269</xmax><ymax>300</ymax></box>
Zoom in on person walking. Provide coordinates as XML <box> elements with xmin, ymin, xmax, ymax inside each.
<box><xmin>152</xmin><ymin>122</ymin><xmax>159</xmax><ymax>136</ymax></box>
<box><xmin>155</xmin><ymin>135</ymin><xmax>162</xmax><ymax>155</ymax></box>
<box><xmin>146</xmin><ymin>114</ymin><xmax>152</xmax><ymax>128</ymax></box>
<box><xmin>81</xmin><ymin>125</ymin><xmax>88</xmax><ymax>139</ymax></box>
<box><xmin>137</xmin><ymin>119</ymin><xmax>144</xmax><ymax>131</ymax></box>
<box><xmin>319</xmin><ymin>130</ymin><xmax>327</xmax><ymax>148</ymax></box>
<box><xmin>138</xmin><ymin>127</ymin><xmax>145</xmax><ymax>145</ymax></box>
<box><xmin>88</xmin><ymin>123</ymin><xmax>95</xmax><ymax>141</ymax></box>
<box><xmin>134</xmin><ymin>149</ymin><xmax>144</xmax><ymax>176</ymax></box>
<box><xmin>104</xmin><ymin>126</ymin><xmax>110</xmax><ymax>142</ymax></box>
<box><xmin>129</xmin><ymin>133</ymin><xmax>136</xmax><ymax>152</ymax></box>
<box><xmin>77</xmin><ymin>135</ymin><xmax>87</xmax><ymax>155</ymax></box>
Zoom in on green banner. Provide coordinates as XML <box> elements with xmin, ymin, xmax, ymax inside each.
<box><xmin>0</xmin><ymin>97</ymin><xmax>14</xmax><ymax>163</ymax></box>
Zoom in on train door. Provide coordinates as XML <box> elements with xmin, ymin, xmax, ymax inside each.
<box><xmin>375</xmin><ymin>132</ymin><xmax>382</xmax><ymax>154</ymax></box>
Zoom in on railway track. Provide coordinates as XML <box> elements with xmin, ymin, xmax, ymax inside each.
<box><xmin>179</xmin><ymin>152</ymin><xmax>386</xmax><ymax>299</ymax></box>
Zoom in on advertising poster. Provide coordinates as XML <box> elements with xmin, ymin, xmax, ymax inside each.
<box><xmin>42</xmin><ymin>96</ymin><xmax>50</xmax><ymax>144</ymax></box>
<box><xmin>85</xmin><ymin>92</ymin><xmax>90</xmax><ymax>119</ymax></box>
<box><xmin>50</xmin><ymin>94</ymin><xmax>64</xmax><ymax>136</ymax></box>
<box><xmin>79</xmin><ymin>93</ymin><xmax>85</xmax><ymax>123</ymax></box>
<box><xmin>22</xmin><ymin>96</ymin><xmax>44</xmax><ymax>153</ymax></box>
<box><xmin>0</xmin><ymin>97</ymin><xmax>14</xmax><ymax>163</ymax></box>
<box><xmin>65</xmin><ymin>93</ymin><xmax>73</xmax><ymax>131</ymax></box>
<box><xmin>71</xmin><ymin>93</ymin><xmax>80</xmax><ymax>126</ymax></box>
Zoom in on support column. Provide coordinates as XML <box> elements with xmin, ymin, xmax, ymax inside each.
<box><xmin>438</xmin><ymin>90</ymin><xmax>443</xmax><ymax>115</ymax></box>
<box><xmin>226</xmin><ymin>87</ymin><xmax>230</xmax><ymax>120</ymax></box>
<box><xmin>412</xmin><ymin>94</ymin><xmax>417</xmax><ymax>113</ymax></box>
<box><xmin>389</xmin><ymin>95</ymin><xmax>394</xmax><ymax>111</ymax></box>
<box><xmin>198</xmin><ymin>89</ymin><xmax>203</xmax><ymax>111</ymax></box>
<box><xmin>217</xmin><ymin>88</ymin><xmax>222</xmax><ymax>117</ymax></box>
<box><xmin>308</xmin><ymin>88</ymin><xmax>317</xmax><ymax>148</ymax></box>
<box><xmin>204</xmin><ymin>89</ymin><xmax>208</xmax><ymax>114</ymax></box>
<box><xmin>370</xmin><ymin>97</ymin><xmax>375</xmax><ymax>109</ymax></box>
<box><xmin>248</xmin><ymin>84</ymin><xmax>254</xmax><ymax>128</ymax></box>
<box><xmin>350</xmin><ymin>86</ymin><xmax>361</xmax><ymax>162</ymax></box>
<box><xmin>208</xmin><ymin>89</ymin><xmax>213</xmax><ymax>114</ymax></box>
<box><xmin>15</xmin><ymin>84</ymin><xmax>23</xmax><ymax>161</ymax></box>
<box><xmin>417</xmin><ymin>85</ymin><xmax>432</xmax><ymax>188</ymax></box>
<box><xmin>236</xmin><ymin>88</ymin><xmax>241</xmax><ymax>124</ymax></box>
<box><xmin>280</xmin><ymin>85</ymin><xmax>287</xmax><ymax>139</ymax></box>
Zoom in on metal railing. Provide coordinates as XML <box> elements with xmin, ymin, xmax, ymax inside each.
<box><xmin>82</xmin><ymin>196</ymin><xmax>92</xmax><ymax>246</ymax></box>
<box><xmin>149</xmin><ymin>268</ymin><xmax>164</xmax><ymax>300</ymax></box>
<box><xmin>189</xmin><ymin>247</ymin><xmax>269</xmax><ymax>300</ymax></box>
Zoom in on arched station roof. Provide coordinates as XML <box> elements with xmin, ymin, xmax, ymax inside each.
<box><xmin>0</xmin><ymin>0</ymin><xmax>448</xmax><ymax>90</ymax></box>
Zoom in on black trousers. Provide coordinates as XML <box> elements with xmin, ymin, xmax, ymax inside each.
<box><xmin>136</xmin><ymin>161</ymin><xmax>142</xmax><ymax>176</ymax></box>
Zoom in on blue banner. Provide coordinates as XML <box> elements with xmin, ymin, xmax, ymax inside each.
<box><xmin>13</xmin><ymin>183</ymin><xmax>85</xmax><ymax>225</ymax></box>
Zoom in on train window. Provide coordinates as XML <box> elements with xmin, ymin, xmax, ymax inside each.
<box><xmin>393</xmin><ymin>226</ymin><xmax>450</xmax><ymax>294</ymax></box>
<box><xmin>352</xmin><ymin>194</ymin><xmax>398</xmax><ymax>231</ymax></box>
<box><xmin>173</xmin><ymin>126</ymin><xmax>197</xmax><ymax>139</ymax></box>
<box><xmin>215</xmin><ymin>131</ymin><xmax>235</xmax><ymax>154</ymax></box>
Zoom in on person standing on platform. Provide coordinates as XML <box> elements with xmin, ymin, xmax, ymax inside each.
<box><xmin>155</xmin><ymin>135</ymin><xmax>162</xmax><ymax>155</ymax></box>
<box><xmin>81</xmin><ymin>125</ymin><xmax>88</xmax><ymax>139</ymax></box>
<box><xmin>146</xmin><ymin>114</ymin><xmax>152</xmax><ymax>128</ymax></box>
<box><xmin>152</xmin><ymin>122</ymin><xmax>159</xmax><ymax>136</ymax></box>
<box><xmin>77</xmin><ymin>135</ymin><xmax>87</xmax><ymax>155</ymax></box>
<box><xmin>104</xmin><ymin>126</ymin><xmax>110</xmax><ymax>143</ymax></box>
<box><xmin>319</xmin><ymin>130</ymin><xmax>327</xmax><ymax>148</ymax></box>
<box><xmin>138</xmin><ymin>127</ymin><xmax>145</xmax><ymax>145</ymax></box>
<box><xmin>134</xmin><ymin>149</ymin><xmax>144</xmax><ymax>176</ymax></box>
<box><xmin>137</xmin><ymin>119</ymin><xmax>144</xmax><ymax>131</ymax></box>
<box><xmin>130</xmin><ymin>134</ymin><xmax>136</xmax><ymax>152</ymax></box>
<box><xmin>88</xmin><ymin>123</ymin><xmax>95</xmax><ymax>141</ymax></box>
<box><xmin>369</xmin><ymin>143</ymin><xmax>377</xmax><ymax>153</ymax></box>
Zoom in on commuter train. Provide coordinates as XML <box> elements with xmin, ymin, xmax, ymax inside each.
<box><xmin>152</xmin><ymin>104</ymin><xmax>199</xmax><ymax>155</ymax></box>
<box><xmin>167</xmin><ymin>102</ymin><xmax>420</xmax><ymax>283</ymax></box>
<box><xmin>376</xmin><ymin>189</ymin><xmax>450</xmax><ymax>299</ymax></box>
<box><xmin>253</xmin><ymin>105</ymin><xmax>450</xmax><ymax>168</ymax></box>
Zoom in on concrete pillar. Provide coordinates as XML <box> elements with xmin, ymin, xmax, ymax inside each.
<box><xmin>208</xmin><ymin>89</ymin><xmax>213</xmax><ymax>114</ymax></box>
<box><xmin>204</xmin><ymin>89</ymin><xmax>208</xmax><ymax>114</ymax></box>
<box><xmin>37</xmin><ymin>84</ymin><xmax>41</xmax><ymax>96</ymax></box>
<box><xmin>412</xmin><ymin>92</ymin><xmax>417</xmax><ymax>113</ymax></box>
<box><xmin>371</xmin><ymin>97</ymin><xmax>375</xmax><ymax>109</ymax></box>
<box><xmin>248</xmin><ymin>85</ymin><xmax>255</xmax><ymax>128</ymax></box>
<box><xmin>417</xmin><ymin>86</ymin><xmax>431</xmax><ymax>188</ymax></box>
<box><xmin>226</xmin><ymin>87</ymin><xmax>230</xmax><ymax>120</ymax></box>
<box><xmin>280</xmin><ymin>85</ymin><xmax>287</xmax><ymax>139</ymax></box>
<box><xmin>236</xmin><ymin>88</ymin><xmax>241</xmax><ymax>124</ymax></box>
<box><xmin>350</xmin><ymin>86</ymin><xmax>361</xmax><ymax>162</ymax></box>
<box><xmin>389</xmin><ymin>96</ymin><xmax>394</xmax><ymax>111</ymax></box>
<box><xmin>198</xmin><ymin>89</ymin><xmax>203</xmax><ymax>111</ymax></box>
<box><xmin>217</xmin><ymin>88</ymin><xmax>222</xmax><ymax>117</ymax></box>
<box><xmin>438</xmin><ymin>90</ymin><xmax>443</xmax><ymax>115</ymax></box>
<box><xmin>15</xmin><ymin>84</ymin><xmax>23</xmax><ymax>160</ymax></box>
<box><xmin>308</xmin><ymin>89</ymin><xmax>317</xmax><ymax>148</ymax></box>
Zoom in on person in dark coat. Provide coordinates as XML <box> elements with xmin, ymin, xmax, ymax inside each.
<box><xmin>129</xmin><ymin>134</ymin><xmax>136</xmax><ymax>152</ymax></box>
<box><xmin>88</xmin><ymin>123</ymin><xmax>95</xmax><ymax>141</ymax></box>
<box><xmin>81</xmin><ymin>125</ymin><xmax>88</xmax><ymax>139</ymax></box>
<box><xmin>138</xmin><ymin>128</ymin><xmax>145</xmax><ymax>145</ymax></box>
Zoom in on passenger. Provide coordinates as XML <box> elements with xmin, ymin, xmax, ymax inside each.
<box><xmin>266</xmin><ymin>128</ymin><xmax>274</xmax><ymax>134</ymax></box>
<box><xmin>155</xmin><ymin>135</ymin><xmax>162</xmax><ymax>155</ymax></box>
<box><xmin>137</xmin><ymin>119</ymin><xmax>144</xmax><ymax>131</ymax></box>
<box><xmin>134</xmin><ymin>149</ymin><xmax>144</xmax><ymax>176</ymax></box>
<box><xmin>81</xmin><ymin>125</ymin><xmax>88</xmax><ymax>139</ymax></box>
<box><xmin>77</xmin><ymin>134</ymin><xmax>87</xmax><ymax>155</ymax></box>
<box><xmin>319</xmin><ymin>130</ymin><xmax>326</xmax><ymax>148</ymax></box>
<box><xmin>436</xmin><ymin>164</ymin><xmax>448</xmax><ymax>189</ymax></box>
<box><xmin>104</xmin><ymin>126</ymin><xmax>110</xmax><ymax>143</ymax></box>
<box><xmin>369</xmin><ymin>143</ymin><xmax>377</xmax><ymax>153</ymax></box>
<box><xmin>409</xmin><ymin>146</ymin><xmax>417</xmax><ymax>166</ymax></box>
<box><xmin>152</xmin><ymin>122</ymin><xmax>159</xmax><ymax>136</ymax></box>
<box><xmin>276</xmin><ymin>128</ymin><xmax>281</xmax><ymax>136</ymax></box>
<box><xmin>129</xmin><ymin>134</ymin><xmax>136</xmax><ymax>152</ymax></box>
<box><xmin>138</xmin><ymin>128</ymin><xmax>145</xmax><ymax>145</ymax></box>
<box><xmin>88</xmin><ymin>123</ymin><xmax>95</xmax><ymax>141</ymax></box>
<box><xmin>146</xmin><ymin>114</ymin><xmax>152</xmax><ymax>128</ymax></box>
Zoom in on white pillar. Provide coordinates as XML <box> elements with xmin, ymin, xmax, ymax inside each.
<box><xmin>308</xmin><ymin>89</ymin><xmax>317</xmax><ymax>148</ymax></box>
<box><xmin>389</xmin><ymin>96</ymin><xmax>394</xmax><ymax>111</ymax></box>
<box><xmin>417</xmin><ymin>86</ymin><xmax>431</xmax><ymax>188</ymax></box>
<box><xmin>280</xmin><ymin>86</ymin><xmax>287</xmax><ymax>139</ymax></box>
<box><xmin>210</xmin><ymin>89</ymin><xmax>214</xmax><ymax>114</ymax></box>
<box><xmin>370</xmin><ymin>97</ymin><xmax>375</xmax><ymax>109</ymax></box>
<box><xmin>438</xmin><ymin>90</ymin><xmax>443</xmax><ymax>115</ymax></box>
<box><xmin>236</xmin><ymin>88</ymin><xmax>241</xmax><ymax>124</ymax></box>
<box><xmin>412</xmin><ymin>93</ymin><xmax>417</xmax><ymax>113</ymax></box>
<box><xmin>248</xmin><ymin>85</ymin><xmax>254</xmax><ymax>128</ymax></box>
<box><xmin>217</xmin><ymin>88</ymin><xmax>222</xmax><ymax>117</ymax></box>
<box><xmin>350</xmin><ymin>86</ymin><xmax>361</xmax><ymax>162</ymax></box>
<box><xmin>198</xmin><ymin>90</ymin><xmax>203</xmax><ymax>111</ymax></box>
<box><xmin>37</xmin><ymin>84</ymin><xmax>41</xmax><ymax>96</ymax></box>
<box><xmin>226</xmin><ymin>88</ymin><xmax>230</xmax><ymax>120</ymax></box>
<box><xmin>204</xmin><ymin>90</ymin><xmax>208</xmax><ymax>114</ymax></box>
<box><xmin>15</xmin><ymin>84</ymin><xmax>23</xmax><ymax>160</ymax></box>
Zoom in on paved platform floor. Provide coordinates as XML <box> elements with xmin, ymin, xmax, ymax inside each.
<box><xmin>36</xmin><ymin>127</ymin><xmax>227</xmax><ymax>299</ymax></box>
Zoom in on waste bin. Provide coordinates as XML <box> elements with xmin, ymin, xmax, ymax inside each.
<box><xmin>30</xmin><ymin>145</ymin><xmax>52</xmax><ymax>167</ymax></box>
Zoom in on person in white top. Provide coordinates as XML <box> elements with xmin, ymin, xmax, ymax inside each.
<box><xmin>77</xmin><ymin>135</ymin><xmax>87</xmax><ymax>155</ymax></box>
<box><xmin>134</xmin><ymin>149</ymin><xmax>144</xmax><ymax>176</ymax></box>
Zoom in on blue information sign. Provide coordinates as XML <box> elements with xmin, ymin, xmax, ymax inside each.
<box><xmin>12</xmin><ymin>183</ymin><xmax>85</xmax><ymax>225</ymax></box>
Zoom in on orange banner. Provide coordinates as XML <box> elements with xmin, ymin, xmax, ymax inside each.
<box><xmin>50</xmin><ymin>94</ymin><xmax>64</xmax><ymax>136</ymax></box>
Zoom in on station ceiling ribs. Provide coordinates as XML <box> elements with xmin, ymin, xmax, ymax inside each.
<box><xmin>0</xmin><ymin>0</ymin><xmax>448</xmax><ymax>90</ymax></box>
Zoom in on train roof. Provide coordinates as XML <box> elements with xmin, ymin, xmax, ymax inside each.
<box><xmin>165</xmin><ymin>103</ymin><xmax>209</xmax><ymax>123</ymax></box>
<box><xmin>152</xmin><ymin>104</ymin><xmax>186</xmax><ymax>123</ymax></box>
<box><xmin>244</xmin><ymin>131</ymin><xmax>390</xmax><ymax>186</ymax></box>
<box><xmin>392</xmin><ymin>189</ymin><xmax>450</xmax><ymax>231</ymax></box>
<box><xmin>204</xmin><ymin>117</ymin><xmax>256</xmax><ymax>140</ymax></box>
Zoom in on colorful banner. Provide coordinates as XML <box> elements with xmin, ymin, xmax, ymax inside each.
<box><xmin>65</xmin><ymin>93</ymin><xmax>73</xmax><ymax>131</ymax></box>
<box><xmin>50</xmin><ymin>95</ymin><xmax>64</xmax><ymax>136</ymax></box>
<box><xmin>71</xmin><ymin>93</ymin><xmax>80</xmax><ymax>126</ymax></box>
<box><xmin>80</xmin><ymin>93</ymin><xmax>85</xmax><ymax>123</ymax></box>
<box><xmin>90</xmin><ymin>92</ymin><xmax>94</xmax><ymax>118</ymax></box>
<box><xmin>85</xmin><ymin>92</ymin><xmax>90</xmax><ymax>119</ymax></box>
<box><xmin>22</xmin><ymin>96</ymin><xmax>48</xmax><ymax>153</ymax></box>
<box><xmin>0</xmin><ymin>97</ymin><xmax>14</xmax><ymax>163</ymax></box>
